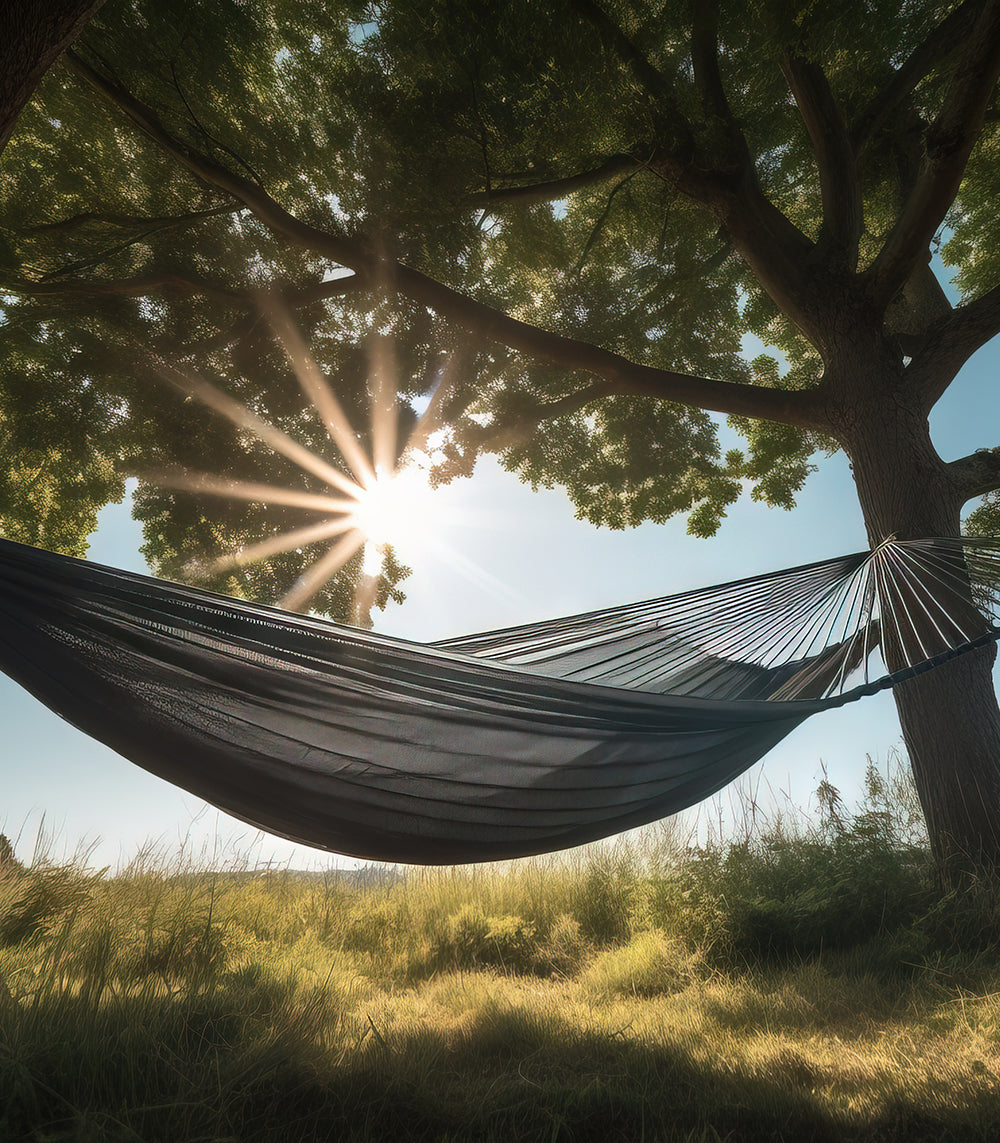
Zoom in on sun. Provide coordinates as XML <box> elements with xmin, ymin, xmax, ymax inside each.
<box><xmin>351</xmin><ymin>465</ymin><xmax>437</xmax><ymax>570</ymax></box>
<box><xmin>148</xmin><ymin>296</ymin><xmax>455</xmax><ymax>618</ymax></box>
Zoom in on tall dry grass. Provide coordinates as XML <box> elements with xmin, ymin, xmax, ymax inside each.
<box><xmin>2</xmin><ymin>757</ymin><xmax>999</xmax><ymax>1141</ymax></box>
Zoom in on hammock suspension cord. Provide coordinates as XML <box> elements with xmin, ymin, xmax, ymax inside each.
<box><xmin>0</xmin><ymin>535</ymin><xmax>998</xmax><ymax>863</ymax></box>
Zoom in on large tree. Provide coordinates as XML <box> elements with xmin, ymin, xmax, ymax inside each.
<box><xmin>3</xmin><ymin>0</ymin><xmax>1000</xmax><ymax>873</ymax></box>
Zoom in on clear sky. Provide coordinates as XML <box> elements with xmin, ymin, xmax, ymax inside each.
<box><xmin>2</xmin><ymin>326</ymin><xmax>998</xmax><ymax>871</ymax></box>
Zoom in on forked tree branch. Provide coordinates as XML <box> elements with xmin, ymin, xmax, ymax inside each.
<box><xmin>948</xmin><ymin>447</ymin><xmax>1000</xmax><ymax>502</ymax></box>
<box><xmin>464</xmin><ymin>381</ymin><xmax>620</xmax><ymax>454</ymax></box>
<box><xmin>606</xmin><ymin>11</ymin><xmax>822</xmax><ymax>342</ymax></box>
<box><xmin>471</xmin><ymin>154</ymin><xmax>644</xmax><ymax>206</ymax></box>
<box><xmin>908</xmin><ymin>279</ymin><xmax>1000</xmax><ymax>404</ymax></box>
<box><xmin>782</xmin><ymin>56</ymin><xmax>862</xmax><ymax>267</ymax></box>
<box><xmin>851</xmin><ymin>0</ymin><xmax>987</xmax><ymax>154</ymax></box>
<box><xmin>64</xmin><ymin>48</ymin><xmax>833</xmax><ymax>432</ymax></box>
<box><xmin>489</xmin><ymin>3</ymin><xmax>821</xmax><ymax>347</ymax></box>
<box><xmin>690</xmin><ymin>2</ymin><xmax>754</xmax><ymax>175</ymax></box>
<box><xmin>869</xmin><ymin>0</ymin><xmax>1000</xmax><ymax>309</ymax></box>
<box><xmin>28</xmin><ymin>202</ymin><xmax>239</xmax><ymax>234</ymax></box>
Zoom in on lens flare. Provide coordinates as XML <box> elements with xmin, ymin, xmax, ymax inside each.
<box><xmin>148</xmin><ymin>299</ymin><xmax>460</xmax><ymax>621</ymax></box>
<box><xmin>352</xmin><ymin>468</ymin><xmax>431</xmax><ymax>549</ymax></box>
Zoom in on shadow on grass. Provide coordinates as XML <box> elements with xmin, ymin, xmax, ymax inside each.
<box><xmin>2</xmin><ymin>984</ymin><xmax>998</xmax><ymax>1143</ymax></box>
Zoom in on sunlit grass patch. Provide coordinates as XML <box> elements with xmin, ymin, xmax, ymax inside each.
<box><xmin>580</xmin><ymin>930</ymin><xmax>703</xmax><ymax>999</ymax></box>
<box><xmin>3</xmin><ymin>761</ymin><xmax>1000</xmax><ymax>1140</ymax></box>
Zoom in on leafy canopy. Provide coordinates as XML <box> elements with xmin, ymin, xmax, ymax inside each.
<box><xmin>1</xmin><ymin>0</ymin><xmax>998</xmax><ymax>613</ymax></box>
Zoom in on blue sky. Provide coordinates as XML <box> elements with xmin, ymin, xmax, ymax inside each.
<box><xmin>2</xmin><ymin>329</ymin><xmax>998</xmax><ymax>871</ymax></box>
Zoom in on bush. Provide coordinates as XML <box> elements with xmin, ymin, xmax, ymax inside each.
<box><xmin>652</xmin><ymin>759</ymin><xmax>937</xmax><ymax>966</ymax></box>
<box><xmin>0</xmin><ymin>834</ymin><xmax>23</xmax><ymax>875</ymax></box>
<box><xmin>429</xmin><ymin>905</ymin><xmax>538</xmax><ymax>973</ymax></box>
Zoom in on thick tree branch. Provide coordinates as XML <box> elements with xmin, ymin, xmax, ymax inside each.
<box><xmin>7</xmin><ymin>270</ymin><xmax>248</xmax><ymax>304</ymax></box>
<box><xmin>471</xmin><ymin>154</ymin><xmax>644</xmax><ymax>207</ymax></box>
<box><xmin>782</xmin><ymin>56</ymin><xmax>862</xmax><ymax>267</ymax></box>
<box><xmin>693</xmin><ymin>178</ymin><xmax>821</xmax><ymax>343</ymax></box>
<box><xmin>690</xmin><ymin>3</ymin><xmax>754</xmax><ymax>175</ymax></box>
<box><xmin>28</xmin><ymin>202</ymin><xmax>239</xmax><ymax>234</ymax></box>
<box><xmin>948</xmin><ymin>447</ymin><xmax>1000</xmax><ymax>502</ymax></box>
<box><xmin>380</xmin><ymin>261</ymin><xmax>831</xmax><ymax>430</ymax></box>
<box><xmin>851</xmin><ymin>0</ymin><xmax>987</xmax><ymax>154</ymax></box>
<box><xmin>0</xmin><ymin>0</ymin><xmax>106</xmax><ymax>154</ymax></box>
<box><xmin>571</xmin><ymin>0</ymin><xmax>691</xmax><ymax>141</ymax></box>
<box><xmin>908</xmin><ymin>279</ymin><xmax>1000</xmax><ymax>404</ymax></box>
<box><xmin>869</xmin><ymin>0</ymin><xmax>1000</xmax><ymax>309</ymax></box>
<box><xmin>65</xmin><ymin>48</ymin><xmax>832</xmax><ymax>433</ymax></box>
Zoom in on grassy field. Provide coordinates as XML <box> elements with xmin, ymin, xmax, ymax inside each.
<box><xmin>3</xmin><ymin>763</ymin><xmax>1000</xmax><ymax>1142</ymax></box>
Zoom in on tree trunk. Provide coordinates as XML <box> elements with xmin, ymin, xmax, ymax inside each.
<box><xmin>840</xmin><ymin>361</ymin><xmax>1000</xmax><ymax>878</ymax></box>
<box><xmin>0</xmin><ymin>0</ymin><xmax>107</xmax><ymax>156</ymax></box>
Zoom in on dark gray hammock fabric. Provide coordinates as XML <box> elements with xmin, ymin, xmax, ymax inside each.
<box><xmin>1</xmin><ymin>535</ymin><xmax>998</xmax><ymax>863</ymax></box>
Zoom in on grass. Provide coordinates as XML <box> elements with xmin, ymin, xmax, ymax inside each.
<box><xmin>2</xmin><ymin>760</ymin><xmax>1000</xmax><ymax>1142</ymax></box>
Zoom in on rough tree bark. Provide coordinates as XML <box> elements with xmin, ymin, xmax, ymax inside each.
<box><xmin>830</xmin><ymin>336</ymin><xmax>1000</xmax><ymax>876</ymax></box>
<box><xmin>0</xmin><ymin>0</ymin><xmax>107</xmax><ymax>156</ymax></box>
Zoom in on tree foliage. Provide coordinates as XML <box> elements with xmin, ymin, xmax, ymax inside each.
<box><xmin>1</xmin><ymin>0</ymin><xmax>999</xmax><ymax>616</ymax></box>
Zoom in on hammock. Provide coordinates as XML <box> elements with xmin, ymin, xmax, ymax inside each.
<box><xmin>1</xmin><ymin>535</ymin><xmax>998</xmax><ymax>863</ymax></box>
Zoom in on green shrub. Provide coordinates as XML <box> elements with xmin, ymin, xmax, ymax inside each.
<box><xmin>652</xmin><ymin>760</ymin><xmax>936</xmax><ymax>966</ymax></box>
<box><xmin>428</xmin><ymin>905</ymin><xmax>538</xmax><ymax>973</ymax></box>
<box><xmin>340</xmin><ymin>897</ymin><xmax>410</xmax><ymax>955</ymax></box>
<box><xmin>909</xmin><ymin>880</ymin><xmax>1000</xmax><ymax>976</ymax></box>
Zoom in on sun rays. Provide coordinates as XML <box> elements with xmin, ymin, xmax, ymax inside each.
<box><xmin>147</xmin><ymin>297</ymin><xmax>455</xmax><ymax>620</ymax></box>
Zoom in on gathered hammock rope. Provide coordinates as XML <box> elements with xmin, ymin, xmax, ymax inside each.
<box><xmin>1</xmin><ymin>535</ymin><xmax>999</xmax><ymax>863</ymax></box>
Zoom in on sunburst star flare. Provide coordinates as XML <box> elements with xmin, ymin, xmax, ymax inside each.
<box><xmin>146</xmin><ymin>314</ymin><xmax>455</xmax><ymax>620</ymax></box>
